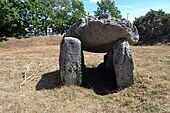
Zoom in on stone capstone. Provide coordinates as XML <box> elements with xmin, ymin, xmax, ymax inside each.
<box><xmin>65</xmin><ymin>15</ymin><xmax>139</xmax><ymax>53</ymax></box>
<box><xmin>105</xmin><ymin>39</ymin><xmax>134</xmax><ymax>89</ymax></box>
<box><xmin>59</xmin><ymin>37</ymin><xmax>82</xmax><ymax>86</ymax></box>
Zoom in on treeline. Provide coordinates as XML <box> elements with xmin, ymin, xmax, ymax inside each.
<box><xmin>1</xmin><ymin>0</ymin><xmax>170</xmax><ymax>45</ymax></box>
<box><xmin>0</xmin><ymin>0</ymin><xmax>122</xmax><ymax>38</ymax></box>
<box><xmin>0</xmin><ymin>0</ymin><xmax>86</xmax><ymax>37</ymax></box>
<box><xmin>134</xmin><ymin>10</ymin><xmax>170</xmax><ymax>45</ymax></box>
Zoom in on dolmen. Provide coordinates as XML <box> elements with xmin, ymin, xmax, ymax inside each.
<box><xmin>59</xmin><ymin>14</ymin><xmax>139</xmax><ymax>89</ymax></box>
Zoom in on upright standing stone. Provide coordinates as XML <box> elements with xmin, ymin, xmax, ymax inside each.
<box><xmin>59</xmin><ymin>37</ymin><xmax>82</xmax><ymax>86</ymax></box>
<box><xmin>112</xmin><ymin>39</ymin><xmax>134</xmax><ymax>89</ymax></box>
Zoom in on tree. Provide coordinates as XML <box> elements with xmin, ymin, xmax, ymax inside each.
<box><xmin>0</xmin><ymin>0</ymin><xmax>20</xmax><ymax>37</ymax></box>
<box><xmin>69</xmin><ymin>0</ymin><xmax>86</xmax><ymax>25</ymax></box>
<box><xmin>51</xmin><ymin>0</ymin><xmax>86</xmax><ymax>34</ymax></box>
<box><xmin>13</xmin><ymin>0</ymin><xmax>32</xmax><ymax>37</ymax></box>
<box><xmin>94</xmin><ymin>0</ymin><xmax>121</xmax><ymax>18</ymax></box>
<box><xmin>0</xmin><ymin>0</ymin><xmax>86</xmax><ymax>37</ymax></box>
<box><xmin>133</xmin><ymin>9</ymin><xmax>170</xmax><ymax>45</ymax></box>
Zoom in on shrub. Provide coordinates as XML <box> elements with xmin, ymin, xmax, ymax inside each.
<box><xmin>134</xmin><ymin>9</ymin><xmax>170</xmax><ymax>45</ymax></box>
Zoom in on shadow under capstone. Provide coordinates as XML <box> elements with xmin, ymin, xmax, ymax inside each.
<box><xmin>36</xmin><ymin>65</ymin><xmax>117</xmax><ymax>95</ymax></box>
<box><xmin>82</xmin><ymin>63</ymin><xmax>117</xmax><ymax>95</ymax></box>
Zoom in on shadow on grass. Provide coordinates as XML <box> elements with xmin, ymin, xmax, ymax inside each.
<box><xmin>36</xmin><ymin>63</ymin><xmax>117</xmax><ymax>95</ymax></box>
<box><xmin>82</xmin><ymin>63</ymin><xmax>117</xmax><ymax>95</ymax></box>
<box><xmin>36</xmin><ymin>70</ymin><xmax>63</xmax><ymax>90</ymax></box>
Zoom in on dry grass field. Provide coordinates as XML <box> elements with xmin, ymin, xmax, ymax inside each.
<box><xmin>0</xmin><ymin>36</ymin><xmax>169</xmax><ymax>113</ymax></box>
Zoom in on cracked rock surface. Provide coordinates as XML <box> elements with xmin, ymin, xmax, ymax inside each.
<box><xmin>105</xmin><ymin>39</ymin><xmax>134</xmax><ymax>89</ymax></box>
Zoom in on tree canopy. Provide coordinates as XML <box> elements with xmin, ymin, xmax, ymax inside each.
<box><xmin>134</xmin><ymin>9</ymin><xmax>170</xmax><ymax>45</ymax></box>
<box><xmin>94</xmin><ymin>0</ymin><xmax>121</xmax><ymax>19</ymax></box>
<box><xmin>0</xmin><ymin>0</ymin><xmax>86</xmax><ymax>37</ymax></box>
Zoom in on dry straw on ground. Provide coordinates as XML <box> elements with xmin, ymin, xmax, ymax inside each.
<box><xmin>0</xmin><ymin>36</ymin><xmax>169</xmax><ymax>113</ymax></box>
